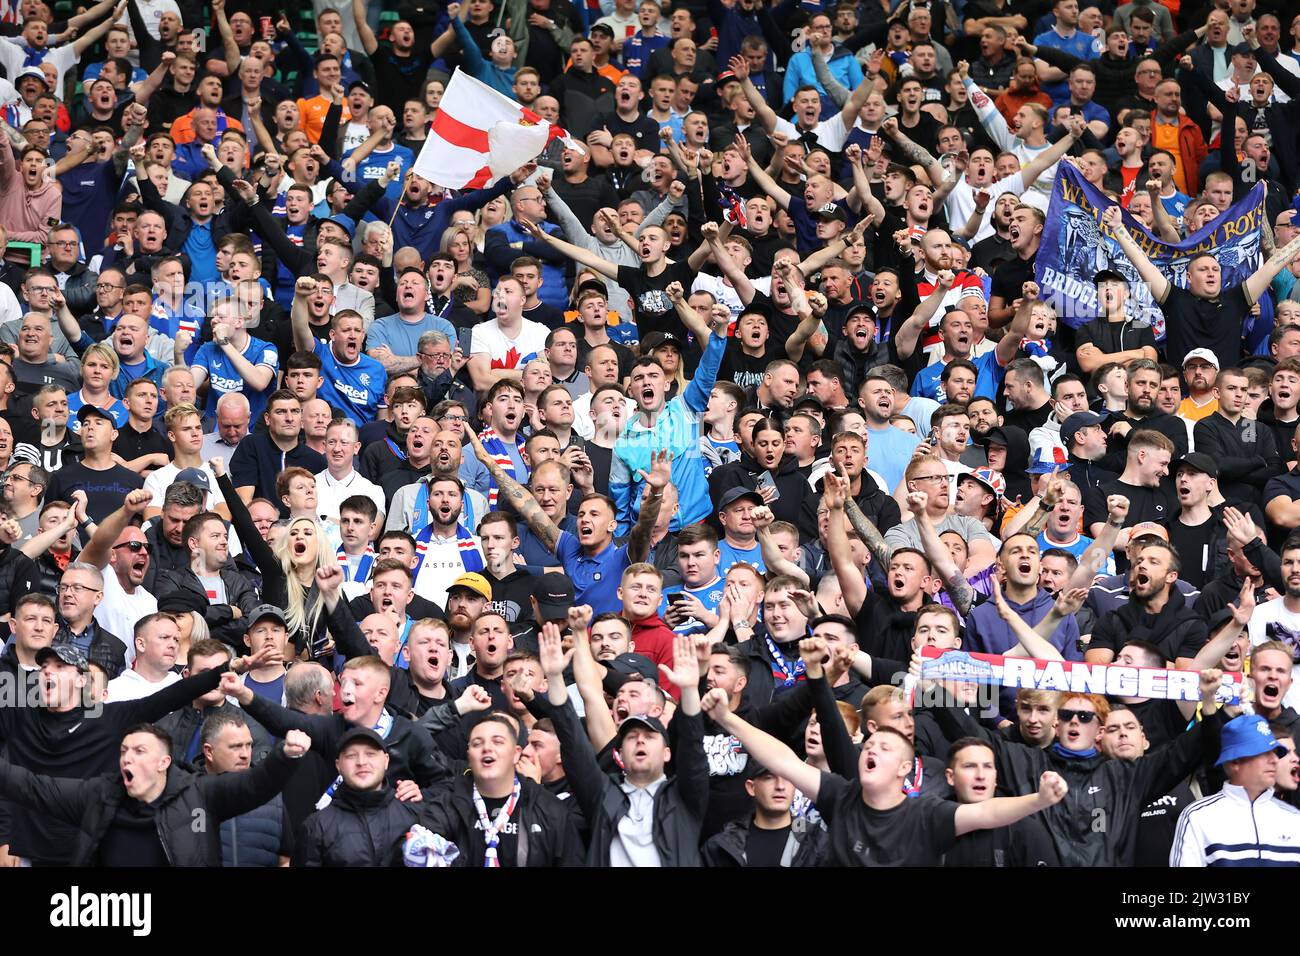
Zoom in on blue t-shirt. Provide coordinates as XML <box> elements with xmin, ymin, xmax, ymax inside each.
<box><xmin>66</xmin><ymin>391</ymin><xmax>128</xmax><ymax>434</ymax></box>
<box><xmin>554</xmin><ymin>531</ymin><xmax>632</xmax><ymax>614</ymax></box>
<box><xmin>911</xmin><ymin>350</ymin><xmax>1006</xmax><ymax>403</ymax></box>
<box><xmin>193</xmin><ymin>336</ymin><xmax>280</xmax><ymax>420</ymax></box>
<box><xmin>183</xmin><ymin>221</ymin><xmax>218</xmax><ymax>287</ymax></box>
<box><xmin>1160</xmin><ymin>191</ymin><xmax>1190</xmax><ymax>227</ymax></box>
<box><xmin>366</xmin><ymin>313</ymin><xmax>457</xmax><ymax>361</ymax></box>
<box><xmin>718</xmin><ymin>540</ymin><xmax>765</xmax><ymax>577</ymax></box>
<box><xmin>864</xmin><ymin>423</ymin><xmax>922</xmax><ymax>492</ymax></box>
<box><xmin>659</xmin><ymin>577</ymin><xmax>725</xmax><ymax>635</ymax></box>
<box><xmin>341</xmin><ymin>142</ymin><xmax>414</xmax><ymax>218</ymax></box>
<box><xmin>313</xmin><ymin>340</ymin><xmax>386</xmax><ymax>426</ymax></box>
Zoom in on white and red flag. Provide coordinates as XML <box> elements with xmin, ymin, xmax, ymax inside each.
<box><xmin>413</xmin><ymin>69</ymin><xmax>572</xmax><ymax>190</ymax></box>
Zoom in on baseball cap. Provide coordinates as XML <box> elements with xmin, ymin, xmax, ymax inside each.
<box><xmin>589</xmin><ymin>22</ymin><xmax>614</xmax><ymax>37</ymax></box>
<box><xmin>608</xmin><ymin>653</ymin><xmax>658</xmax><ymax>683</ymax></box>
<box><xmin>337</xmin><ymin>725</ymin><xmax>389</xmax><ymax>753</ymax></box>
<box><xmin>1027</xmin><ymin>444</ymin><xmax>1071</xmax><ymax>475</ymax></box>
<box><xmin>347</xmin><ymin>79</ymin><xmax>372</xmax><ymax>95</ymax></box>
<box><xmin>844</xmin><ymin>300</ymin><xmax>877</xmax><ymax>321</ymax></box>
<box><xmin>326</xmin><ymin>212</ymin><xmax>357</xmax><ymax>234</ymax></box>
<box><xmin>814</xmin><ymin>202</ymin><xmax>846</xmax><ymax>222</ymax></box>
<box><xmin>718</xmin><ymin>486</ymin><xmax>764</xmax><ymax>510</ymax></box>
<box><xmin>745</xmin><ymin>758</ymin><xmax>774</xmax><ymax>780</ymax></box>
<box><xmin>15</xmin><ymin>67</ymin><xmax>44</xmax><ymax>85</ymax></box>
<box><xmin>717</xmin><ymin>69</ymin><xmax>738</xmax><ymax>85</ymax></box>
<box><xmin>984</xmin><ymin>426</ymin><xmax>1011</xmax><ymax>448</ymax></box>
<box><xmin>448</xmin><ymin>572</ymin><xmax>492</xmax><ymax>602</ymax></box>
<box><xmin>1093</xmin><ymin>268</ymin><xmax>1128</xmax><ymax>286</ymax></box>
<box><xmin>533</xmin><ymin>572</ymin><xmax>575</xmax><ymax>620</ymax></box>
<box><xmin>1061</xmin><ymin>411</ymin><xmax>1106</xmax><ymax>449</ymax></box>
<box><xmin>613</xmin><ymin>713</ymin><xmax>668</xmax><ymax>748</ymax></box>
<box><xmin>159</xmin><ymin>590</ymin><xmax>208</xmax><ymax>615</ymax></box>
<box><xmin>36</xmin><ymin>643</ymin><xmax>90</xmax><ymax>673</ymax></box>
<box><xmin>76</xmin><ymin>404</ymin><xmax>116</xmax><ymax>426</ymax></box>
<box><xmin>967</xmin><ymin>467</ymin><xmax>1005</xmax><ymax>499</ymax></box>
<box><xmin>247</xmin><ymin>604</ymin><xmax>288</xmax><ymax>628</ymax></box>
<box><xmin>1176</xmin><ymin>452</ymin><xmax>1218</xmax><ymax>479</ymax></box>
<box><xmin>641</xmin><ymin>331</ymin><xmax>682</xmax><ymax>353</ymax></box>
<box><xmin>1129</xmin><ymin>521</ymin><xmax>1168</xmax><ymax>541</ymax></box>
<box><xmin>1216</xmin><ymin>714</ymin><xmax>1287</xmax><ymax>767</ymax></box>
<box><xmin>1227</xmin><ymin>42</ymin><xmax>1255</xmax><ymax>57</ymax></box>
<box><xmin>1182</xmin><ymin>348</ymin><xmax>1220</xmax><ymax>370</ymax></box>
<box><xmin>175</xmin><ymin>466</ymin><xmax>210</xmax><ymax>492</ymax></box>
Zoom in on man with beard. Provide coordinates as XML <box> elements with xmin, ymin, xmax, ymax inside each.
<box><xmin>907</xmin><ymin>290</ymin><xmax>1031</xmax><ymax>402</ymax></box>
<box><xmin>379</xmin><ymin>416</ymin><xmax>436</xmax><ymax>505</ymax></box>
<box><xmin>1086</xmin><ymin>540</ymin><xmax>1208</xmax><ymax>668</ymax></box>
<box><xmin>1074</xmin><ymin>271</ymin><xmax>1159</xmax><ymax>375</ymax></box>
<box><xmin>291</xmin><ymin>281</ymin><xmax>386</xmax><ymax>427</ymax></box>
<box><xmin>1099</xmin><ymin>360</ymin><xmax>1189</xmax><ymax>463</ymax></box>
<box><xmin>222</xmin><ymin>654</ymin><xmax>451</xmax><ymax>796</ymax></box>
<box><xmin>387</xmin><ymin>429</ymin><xmax>487</xmax><ymax>536</ymax></box>
<box><xmin>406</xmin><ymin>475</ymin><xmax>483</xmax><ymax>609</ymax></box>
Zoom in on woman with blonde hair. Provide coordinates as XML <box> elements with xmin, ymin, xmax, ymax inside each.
<box><xmin>214</xmin><ymin>460</ymin><xmax>338</xmax><ymax>659</ymax></box>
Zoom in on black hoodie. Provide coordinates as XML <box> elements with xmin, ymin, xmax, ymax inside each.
<box><xmin>708</xmin><ymin>452</ymin><xmax>811</xmax><ymax>528</ymax></box>
<box><xmin>1088</xmin><ymin>586</ymin><xmax>1209</xmax><ymax>664</ymax></box>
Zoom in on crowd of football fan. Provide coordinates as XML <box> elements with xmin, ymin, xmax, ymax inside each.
<box><xmin>0</xmin><ymin>0</ymin><xmax>1295</xmax><ymax>867</ymax></box>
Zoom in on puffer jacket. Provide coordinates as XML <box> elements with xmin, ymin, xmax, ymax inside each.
<box><xmin>219</xmin><ymin>794</ymin><xmax>290</xmax><ymax>867</ymax></box>
<box><xmin>295</xmin><ymin>784</ymin><xmax>420</xmax><ymax>866</ymax></box>
<box><xmin>415</xmin><ymin>773</ymin><xmax>584</xmax><ymax>867</ymax></box>
<box><xmin>0</xmin><ymin>743</ymin><xmax>300</xmax><ymax>866</ymax></box>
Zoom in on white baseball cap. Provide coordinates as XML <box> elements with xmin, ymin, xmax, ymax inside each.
<box><xmin>1182</xmin><ymin>348</ymin><xmax>1219</xmax><ymax>370</ymax></box>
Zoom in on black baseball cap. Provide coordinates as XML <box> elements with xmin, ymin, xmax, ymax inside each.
<box><xmin>1060</xmin><ymin>410</ymin><xmax>1106</xmax><ymax>449</ymax></box>
<box><xmin>533</xmin><ymin>573</ymin><xmax>575</xmax><ymax>620</ymax></box>
<box><xmin>1093</xmin><ymin>269</ymin><xmax>1128</xmax><ymax>286</ymax></box>
<box><xmin>614</xmin><ymin>713</ymin><xmax>667</xmax><ymax>747</ymax></box>
<box><xmin>608</xmin><ymin>653</ymin><xmax>658</xmax><ymax>683</ymax></box>
<box><xmin>718</xmin><ymin>486</ymin><xmax>764</xmax><ymax>510</ymax></box>
<box><xmin>1176</xmin><ymin>453</ymin><xmax>1218</xmax><ymax>479</ymax></box>
<box><xmin>347</xmin><ymin>79</ymin><xmax>372</xmax><ymax>95</ymax></box>
<box><xmin>76</xmin><ymin>404</ymin><xmax>116</xmax><ymax>426</ymax></box>
<box><xmin>641</xmin><ymin>331</ymin><xmax>681</xmax><ymax>353</ymax></box>
<box><xmin>338</xmin><ymin>726</ymin><xmax>388</xmax><ymax>752</ymax></box>
<box><xmin>248</xmin><ymin>604</ymin><xmax>288</xmax><ymax>628</ymax></box>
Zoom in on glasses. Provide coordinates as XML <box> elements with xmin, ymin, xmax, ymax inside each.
<box><xmin>420</xmin><ymin>350</ymin><xmax>450</xmax><ymax>360</ymax></box>
<box><xmin>3</xmin><ymin>472</ymin><xmax>32</xmax><ymax>484</ymax></box>
<box><xmin>95</xmin><ymin>282</ymin><xmax>123</xmax><ymax>291</ymax></box>
<box><xmin>911</xmin><ymin>474</ymin><xmax>948</xmax><ymax>484</ymax></box>
<box><xmin>441</xmin><ymin>414</ymin><xmax>467</xmax><ymax>423</ymax></box>
<box><xmin>56</xmin><ymin>583</ymin><xmax>102</xmax><ymax>596</ymax></box>
<box><xmin>1058</xmin><ymin>709</ymin><xmax>1097</xmax><ymax>724</ymax></box>
<box><xmin>49</xmin><ymin>239</ymin><xmax>77</xmax><ymax>247</ymax></box>
<box><xmin>27</xmin><ymin>286</ymin><xmax>56</xmax><ymax>294</ymax></box>
<box><xmin>113</xmin><ymin>540</ymin><xmax>150</xmax><ymax>553</ymax></box>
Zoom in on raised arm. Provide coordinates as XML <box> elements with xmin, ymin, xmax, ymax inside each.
<box><xmin>728</xmin><ymin>54</ymin><xmax>779</xmax><ymax>135</ymax></box>
<box><xmin>700</xmin><ymin>688</ymin><xmax>823</xmax><ymax>798</ymax></box>
<box><xmin>72</xmin><ymin>0</ymin><xmax>126</xmax><ymax>58</ymax></box>
<box><xmin>520</xmin><ymin>219</ymin><xmax>618</xmax><ymax>279</ymax></box>
<box><xmin>211</xmin><ymin>0</ymin><xmax>241</xmax><ymax>74</ymax></box>
<box><xmin>464</xmin><ymin>426</ymin><xmax>562</xmax><ymax>552</ymax></box>
<box><xmin>627</xmin><ymin>450</ymin><xmax>672</xmax><ymax>563</ymax></box>
<box><xmin>1245</xmin><ymin>235</ymin><xmax>1300</xmax><ymax>307</ymax></box>
<box><xmin>823</xmin><ymin>468</ymin><xmax>868</xmax><ymax>615</ymax></box>
<box><xmin>665</xmin><ymin>281</ymin><xmax>713</xmax><ymax>346</ymax></box>
<box><xmin>994</xmin><ymin>279</ymin><xmax>1037</xmax><ymax>366</ymax></box>
<box><xmin>699</xmin><ymin>218</ymin><xmax>756</xmax><ymax>304</ymax></box>
<box><xmin>352</xmin><ymin>0</ymin><xmax>379</xmax><ymax>55</ymax></box>
<box><xmin>953</xmin><ymin>770</ymin><xmax>1067</xmax><ymax>836</ymax></box>
<box><xmin>289</xmin><ymin>275</ymin><xmax>320</xmax><ymax>354</ymax></box>
<box><xmin>79</xmin><ymin>488</ymin><xmax>151</xmax><ymax>569</ymax></box>
<box><xmin>753</xmin><ymin>507</ymin><xmax>810</xmax><ymax>585</ymax></box>
<box><xmin>1102</xmin><ymin>205</ymin><xmax>1171</xmax><ymax>303</ymax></box>
<box><xmin>894</xmin><ymin>269</ymin><xmax>953</xmax><ymax>361</ymax></box>
<box><xmin>732</xmin><ymin>130</ymin><xmax>791</xmax><ymax>210</ymax></box>
<box><xmin>905</xmin><ymin>490</ymin><xmax>975</xmax><ymax>616</ymax></box>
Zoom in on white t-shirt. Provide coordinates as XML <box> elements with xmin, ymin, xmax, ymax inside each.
<box><xmin>0</xmin><ymin>39</ymin><xmax>77</xmax><ymax>101</ymax></box>
<box><xmin>1248</xmin><ymin>598</ymin><xmax>1300</xmax><ymax>711</ymax></box>
<box><xmin>691</xmin><ymin>273</ymin><xmax>745</xmax><ymax>319</ymax></box>
<box><xmin>105</xmin><ymin>667</ymin><xmax>180</xmax><ymax>703</ymax></box>
<box><xmin>316</xmin><ymin>468</ymin><xmax>387</xmax><ymax>522</ymax></box>
<box><xmin>144</xmin><ymin>462</ymin><xmax>227</xmax><ymax>510</ymax></box>
<box><xmin>469</xmin><ymin>319</ymin><xmax>550</xmax><ymax>372</ymax></box>
<box><xmin>773</xmin><ymin>114</ymin><xmax>849</xmax><ymax>152</ymax></box>
<box><xmin>412</xmin><ymin>532</ymin><xmax>481</xmax><ymax>608</ymax></box>
<box><xmin>95</xmin><ymin>569</ymin><xmax>157</xmax><ymax>668</ymax></box>
<box><xmin>944</xmin><ymin>172</ymin><xmax>1026</xmax><ymax>245</ymax></box>
<box><xmin>573</xmin><ymin>391</ymin><xmax>637</xmax><ymax>441</ymax></box>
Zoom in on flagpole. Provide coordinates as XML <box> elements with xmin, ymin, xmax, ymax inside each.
<box><xmin>387</xmin><ymin>180</ymin><xmax>408</xmax><ymax>229</ymax></box>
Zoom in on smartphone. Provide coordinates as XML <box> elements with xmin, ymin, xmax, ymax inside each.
<box><xmin>667</xmin><ymin>592</ymin><xmax>689</xmax><ymax>604</ymax></box>
<box><xmin>260</xmin><ymin>16</ymin><xmax>274</xmax><ymax>40</ymax></box>
<box><xmin>756</xmin><ymin>470</ymin><xmax>780</xmax><ymax>502</ymax></box>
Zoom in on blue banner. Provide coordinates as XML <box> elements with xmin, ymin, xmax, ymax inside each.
<box><xmin>1035</xmin><ymin>165</ymin><xmax>1265</xmax><ymax>338</ymax></box>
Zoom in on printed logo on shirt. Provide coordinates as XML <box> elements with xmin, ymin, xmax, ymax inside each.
<box><xmin>702</xmin><ymin>733</ymin><xmax>748</xmax><ymax>777</ymax></box>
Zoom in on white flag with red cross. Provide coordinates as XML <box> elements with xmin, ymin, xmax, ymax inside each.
<box><xmin>412</xmin><ymin>68</ymin><xmax>572</xmax><ymax>190</ymax></box>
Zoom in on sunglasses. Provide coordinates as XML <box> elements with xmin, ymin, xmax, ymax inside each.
<box><xmin>1058</xmin><ymin>709</ymin><xmax>1097</xmax><ymax>724</ymax></box>
<box><xmin>113</xmin><ymin>540</ymin><xmax>150</xmax><ymax>553</ymax></box>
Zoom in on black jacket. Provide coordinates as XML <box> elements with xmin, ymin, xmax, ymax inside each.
<box><xmin>53</xmin><ymin>262</ymin><xmax>97</xmax><ymax>317</ymax></box>
<box><xmin>798</xmin><ymin>472</ymin><xmax>902</xmax><ymax>544</ymax></box>
<box><xmin>0</xmin><ymin>664</ymin><xmax>232</xmax><ymax>863</ymax></box>
<box><xmin>540</xmin><ymin>694</ymin><xmax>710</xmax><ymax>867</ymax></box>
<box><xmin>295</xmin><ymin>783</ymin><xmax>420</xmax><ymax>866</ymax></box>
<box><xmin>931</xmin><ymin>703</ymin><xmax>1221</xmax><ymax>866</ymax></box>
<box><xmin>54</xmin><ymin>618</ymin><xmax>127</xmax><ymax>681</ymax></box>
<box><xmin>156</xmin><ymin>566</ymin><xmax>260</xmax><ymax>650</ymax></box>
<box><xmin>157</xmin><ymin>702</ymin><xmax>274</xmax><ymax>768</ymax></box>
<box><xmin>0</xmin><ymin>741</ymin><xmax>300</xmax><ymax>866</ymax></box>
<box><xmin>1192</xmin><ymin>413</ymin><xmax>1282</xmax><ymax>506</ymax></box>
<box><xmin>239</xmin><ymin>694</ymin><xmax>453</xmax><ymax>790</ymax></box>
<box><xmin>701</xmin><ymin>815</ymin><xmax>827</xmax><ymax>866</ymax></box>
<box><xmin>416</xmin><ymin>773</ymin><xmax>584</xmax><ymax>867</ymax></box>
<box><xmin>708</xmin><ymin>452</ymin><xmax>810</xmax><ymax>528</ymax></box>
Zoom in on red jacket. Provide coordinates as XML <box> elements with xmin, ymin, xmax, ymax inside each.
<box><xmin>629</xmin><ymin>615</ymin><xmax>681</xmax><ymax>701</ymax></box>
<box><xmin>1151</xmin><ymin>111</ymin><xmax>1208</xmax><ymax>197</ymax></box>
